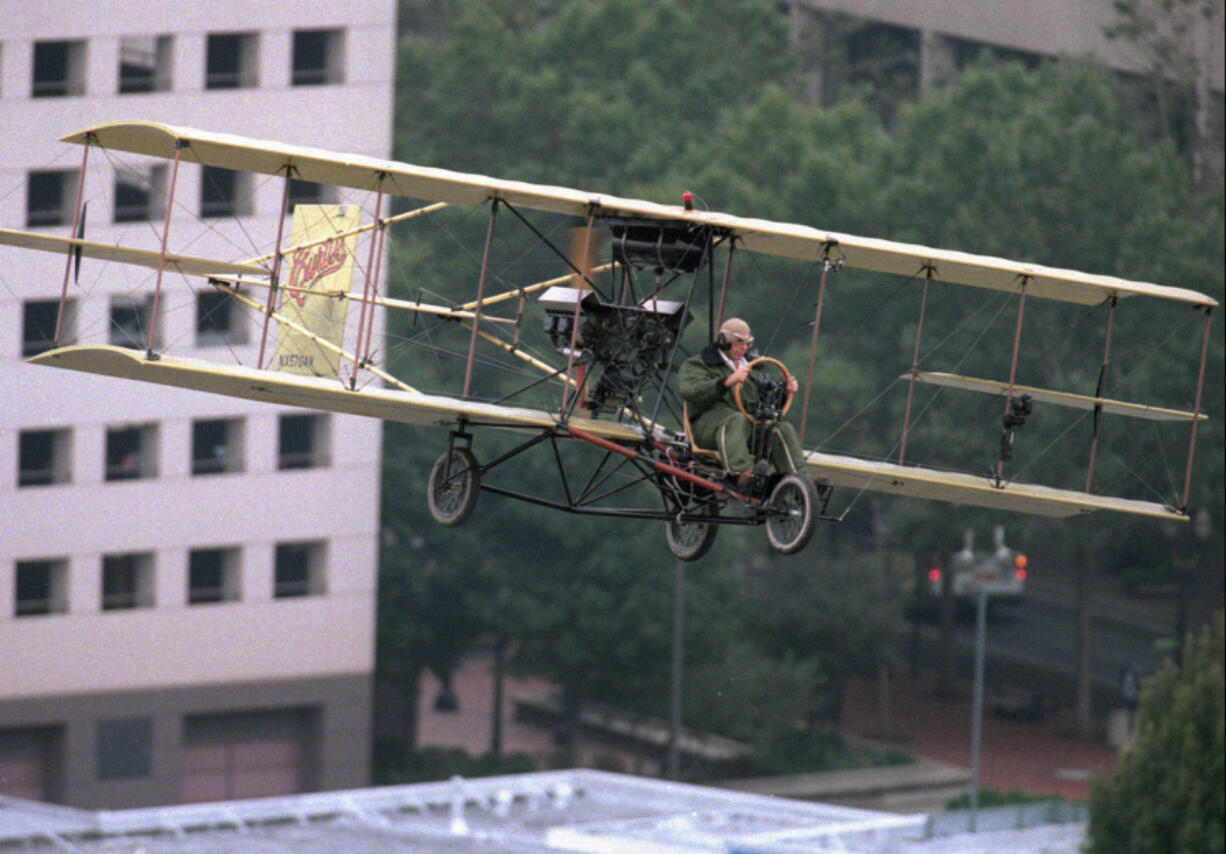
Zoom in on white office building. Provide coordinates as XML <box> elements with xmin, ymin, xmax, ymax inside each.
<box><xmin>0</xmin><ymin>1</ymin><xmax>395</xmax><ymax>808</ymax></box>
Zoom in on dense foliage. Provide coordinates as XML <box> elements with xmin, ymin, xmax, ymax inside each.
<box><xmin>1085</xmin><ymin>615</ymin><xmax>1225</xmax><ymax>854</ymax></box>
<box><xmin>379</xmin><ymin>0</ymin><xmax>1224</xmax><ymax>766</ymax></box>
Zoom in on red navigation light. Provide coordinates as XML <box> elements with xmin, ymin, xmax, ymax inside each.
<box><xmin>682</xmin><ymin>192</ymin><xmax>694</xmax><ymax>211</ymax></box>
<box><xmin>927</xmin><ymin>567</ymin><xmax>941</xmax><ymax>583</ymax></box>
<box><xmin>1017</xmin><ymin>568</ymin><xmax>1028</xmax><ymax>581</ymax></box>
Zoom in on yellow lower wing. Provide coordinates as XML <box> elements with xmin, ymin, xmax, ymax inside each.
<box><xmin>27</xmin><ymin>345</ymin><xmax>1186</xmax><ymax>521</ymax></box>
<box><xmin>27</xmin><ymin>345</ymin><xmax>643</xmax><ymax>442</ymax></box>
<box><xmin>803</xmin><ymin>451</ymin><xmax>1182</xmax><ymax>520</ymax></box>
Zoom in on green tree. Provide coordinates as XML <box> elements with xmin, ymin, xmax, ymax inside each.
<box><xmin>1085</xmin><ymin>613</ymin><xmax>1224</xmax><ymax>854</ymax></box>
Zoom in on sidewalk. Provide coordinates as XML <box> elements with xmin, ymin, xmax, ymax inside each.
<box><xmin>416</xmin><ymin>657</ymin><xmax>1121</xmax><ymax>807</ymax></box>
<box><xmin>839</xmin><ymin>673</ymin><xmax>1118</xmax><ymax>803</ymax></box>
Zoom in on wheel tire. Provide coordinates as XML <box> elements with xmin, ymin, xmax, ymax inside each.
<box><xmin>665</xmin><ymin>516</ymin><xmax>719</xmax><ymax>562</ymax></box>
<box><xmin>427</xmin><ymin>447</ymin><xmax>480</xmax><ymax>527</ymax></box>
<box><xmin>765</xmin><ymin>473</ymin><xmax>819</xmax><ymax>554</ymax></box>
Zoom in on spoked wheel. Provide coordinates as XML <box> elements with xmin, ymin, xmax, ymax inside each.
<box><xmin>427</xmin><ymin>447</ymin><xmax>480</xmax><ymax>527</ymax></box>
<box><xmin>765</xmin><ymin>473</ymin><xmax>819</xmax><ymax>554</ymax></box>
<box><xmin>665</xmin><ymin>510</ymin><xmax>719</xmax><ymax>562</ymax></box>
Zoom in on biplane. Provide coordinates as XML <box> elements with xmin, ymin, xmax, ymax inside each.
<box><xmin>3</xmin><ymin>121</ymin><xmax>1216</xmax><ymax>560</ymax></box>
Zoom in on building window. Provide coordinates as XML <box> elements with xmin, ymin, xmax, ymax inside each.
<box><xmin>113</xmin><ymin>165</ymin><xmax>166</xmax><ymax>223</ymax></box>
<box><xmin>191</xmin><ymin>418</ymin><xmax>244</xmax><ymax>475</ymax></box>
<box><xmin>26</xmin><ymin>170</ymin><xmax>79</xmax><ymax>227</ymax></box>
<box><xmin>205</xmin><ymin>32</ymin><xmax>258</xmax><ymax>89</ymax></box>
<box><xmin>18</xmin><ymin>429</ymin><xmax>71</xmax><ymax>487</ymax></box>
<box><xmin>15</xmin><ymin>559</ymin><xmax>69</xmax><ymax>617</ymax></box>
<box><xmin>274</xmin><ymin>541</ymin><xmax>326</xmax><ymax>598</ymax></box>
<box><xmin>109</xmin><ymin>294</ymin><xmax>158</xmax><ymax>349</ymax></box>
<box><xmin>287</xmin><ymin>179</ymin><xmax>337</xmax><ymax>212</ymax></box>
<box><xmin>188</xmin><ymin>547</ymin><xmax>241</xmax><ymax>605</ymax></box>
<box><xmin>277</xmin><ymin>414</ymin><xmax>330</xmax><ymax>470</ymax></box>
<box><xmin>97</xmin><ymin>719</ymin><xmax>152</xmax><ymax>780</ymax></box>
<box><xmin>23</xmin><ymin>299</ymin><xmax>76</xmax><ymax>356</ymax></box>
<box><xmin>118</xmin><ymin>35</ymin><xmax>172</xmax><ymax>93</ymax></box>
<box><xmin>200</xmin><ymin>166</ymin><xmax>254</xmax><ymax>218</ymax></box>
<box><xmin>32</xmin><ymin>40</ymin><xmax>86</xmax><ymax>97</ymax></box>
<box><xmin>101</xmin><ymin>552</ymin><xmax>154</xmax><ymax>610</ymax></box>
<box><xmin>105</xmin><ymin>423</ymin><xmax>158</xmax><ymax>481</ymax></box>
<box><xmin>292</xmin><ymin>29</ymin><xmax>345</xmax><ymax>86</ymax></box>
<box><xmin>195</xmin><ymin>290</ymin><xmax>248</xmax><ymax>347</ymax></box>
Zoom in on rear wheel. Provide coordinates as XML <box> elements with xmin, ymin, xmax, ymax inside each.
<box><xmin>427</xmin><ymin>447</ymin><xmax>480</xmax><ymax>527</ymax></box>
<box><xmin>665</xmin><ymin>514</ymin><xmax>719</xmax><ymax>562</ymax></box>
<box><xmin>765</xmin><ymin>473</ymin><xmax>818</xmax><ymax>554</ymax></box>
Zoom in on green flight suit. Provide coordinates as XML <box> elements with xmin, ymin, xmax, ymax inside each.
<box><xmin>678</xmin><ymin>344</ymin><xmax>804</xmax><ymax>475</ymax></box>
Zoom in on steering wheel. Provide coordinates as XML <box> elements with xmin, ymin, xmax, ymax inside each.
<box><xmin>732</xmin><ymin>357</ymin><xmax>794</xmax><ymax>424</ymax></box>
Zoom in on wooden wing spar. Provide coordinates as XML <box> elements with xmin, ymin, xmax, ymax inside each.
<box><xmin>62</xmin><ymin>121</ymin><xmax>1216</xmax><ymax>309</ymax></box>
<box><xmin>0</xmin><ymin>227</ymin><xmax>266</xmax><ymax>278</ymax></box>
<box><xmin>16</xmin><ymin>120</ymin><xmax>1217</xmax><ymax>526</ymax></box>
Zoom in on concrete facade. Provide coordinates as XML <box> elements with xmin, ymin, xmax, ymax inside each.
<box><xmin>788</xmin><ymin>0</ymin><xmax>1223</xmax><ymax>92</ymax></box>
<box><xmin>0</xmin><ymin>0</ymin><xmax>396</xmax><ymax>808</ymax></box>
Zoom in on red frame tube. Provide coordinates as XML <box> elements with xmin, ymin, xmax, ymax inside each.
<box><xmin>565</xmin><ymin>424</ymin><xmax>753</xmax><ymax>503</ymax></box>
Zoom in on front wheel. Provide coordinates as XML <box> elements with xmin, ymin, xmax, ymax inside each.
<box><xmin>665</xmin><ymin>515</ymin><xmax>719</xmax><ymax>561</ymax></box>
<box><xmin>765</xmin><ymin>473</ymin><xmax>818</xmax><ymax>554</ymax></box>
<box><xmin>427</xmin><ymin>447</ymin><xmax>480</xmax><ymax>527</ymax></box>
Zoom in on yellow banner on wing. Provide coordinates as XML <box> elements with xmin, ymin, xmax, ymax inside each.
<box><xmin>274</xmin><ymin>204</ymin><xmax>360</xmax><ymax>377</ymax></box>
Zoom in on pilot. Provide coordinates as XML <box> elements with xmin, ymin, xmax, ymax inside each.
<box><xmin>679</xmin><ymin>317</ymin><xmax>804</xmax><ymax>487</ymax></box>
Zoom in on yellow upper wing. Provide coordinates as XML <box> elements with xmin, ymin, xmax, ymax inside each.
<box><xmin>63</xmin><ymin>121</ymin><xmax>1217</xmax><ymax>309</ymax></box>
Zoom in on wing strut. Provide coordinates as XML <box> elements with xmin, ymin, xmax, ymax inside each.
<box><xmin>464</xmin><ymin>200</ymin><xmax>499</xmax><ymax>400</ymax></box>
<box><xmin>147</xmin><ymin>139</ymin><xmax>190</xmax><ymax>359</ymax></box>
<box><xmin>351</xmin><ymin>173</ymin><xmax>386</xmax><ymax>388</ymax></box>
<box><xmin>1180</xmin><ymin>306</ymin><xmax>1213</xmax><ymax>510</ymax></box>
<box><xmin>798</xmin><ymin>242</ymin><xmax>840</xmax><ymax>444</ymax></box>
<box><xmin>257</xmin><ymin>165</ymin><xmax>294</xmax><ymax>369</ymax></box>
<box><xmin>560</xmin><ymin>206</ymin><xmax>597</xmax><ymax>414</ymax></box>
<box><xmin>898</xmin><ymin>265</ymin><xmax>934</xmax><ymax>464</ymax></box>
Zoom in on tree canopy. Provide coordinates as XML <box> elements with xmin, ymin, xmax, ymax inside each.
<box><xmin>380</xmin><ymin>0</ymin><xmax>1224</xmax><ymax>759</ymax></box>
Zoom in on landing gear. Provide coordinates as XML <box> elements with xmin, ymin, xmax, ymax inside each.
<box><xmin>427</xmin><ymin>447</ymin><xmax>480</xmax><ymax>527</ymax></box>
<box><xmin>765</xmin><ymin>473</ymin><xmax>819</xmax><ymax>554</ymax></box>
<box><xmin>665</xmin><ymin>513</ymin><xmax>719</xmax><ymax>561</ymax></box>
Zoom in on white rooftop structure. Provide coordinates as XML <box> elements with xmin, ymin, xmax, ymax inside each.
<box><xmin>0</xmin><ymin>770</ymin><xmax>1091</xmax><ymax>854</ymax></box>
